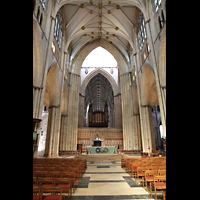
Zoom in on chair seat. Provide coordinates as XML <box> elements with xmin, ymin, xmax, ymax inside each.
<box><xmin>146</xmin><ymin>177</ymin><xmax>154</xmax><ymax>180</ymax></box>
<box><xmin>44</xmin><ymin>195</ymin><xmax>65</xmax><ymax>200</ymax></box>
<box><xmin>138</xmin><ymin>172</ymin><xmax>145</xmax><ymax>175</ymax></box>
<box><xmin>152</xmin><ymin>182</ymin><xmax>166</xmax><ymax>187</ymax></box>
<box><xmin>33</xmin><ymin>195</ymin><xmax>39</xmax><ymax>200</ymax></box>
<box><xmin>70</xmin><ymin>178</ymin><xmax>75</xmax><ymax>182</ymax></box>
<box><xmin>57</xmin><ymin>184</ymin><xmax>70</xmax><ymax>189</ymax></box>
<box><xmin>41</xmin><ymin>184</ymin><xmax>53</xmax><ymax>187</ymax></box>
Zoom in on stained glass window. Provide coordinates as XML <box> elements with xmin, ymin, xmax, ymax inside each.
<box><xmin>54</xmin><ymin>10</ymin><xmax>63</xmax><ymax>48</ymax></box>
<box><xmin>137</xmin><ymin>11</ymin><xmax>147</xmax><ymax>50</ymax></box>
<box><xmin>40</xmin><ymin>0</ymin><xmax>46</xmax><ymax>9</ymax></box>
<box><xmin>154</xmin><ymin>0</ymin><xmax>161</xmax><ymax>12</ymax></box>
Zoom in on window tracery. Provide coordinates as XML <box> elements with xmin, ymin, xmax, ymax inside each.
<box><xmin>40</xmin><ymin>0</ymin><xmax>46</xmax><ymax>9</ymax></box>
<box><xmin>137</xmin><ymin>11</ymin><xmax>147</xmax><ymax>50</ymax></box>
<box><xmin>154</xmin><ymin>0</ymin><xmax>161</xmax><ymax>12</ymax></box>
<box><xmin>54</xmin><ymin>10</ymin><xmax>63</xmax><ymax>48</ymax></box>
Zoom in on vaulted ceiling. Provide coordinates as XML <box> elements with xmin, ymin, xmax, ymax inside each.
<box><xmin>57</xmin><ymin>0</ymin><xmax>144</xmax><ymax>62</ymax></box>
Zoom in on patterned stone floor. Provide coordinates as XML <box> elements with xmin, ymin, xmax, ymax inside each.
<box><xmin>70</xmin><ymin>161</ymin><xmax>164</xmax><ymax>200</ymax></box>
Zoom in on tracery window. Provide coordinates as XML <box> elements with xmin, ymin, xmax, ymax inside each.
<box><xmin>54</xmin><ymin>10</ymin><xmax>63</xmax><ymax>48</ymax></box>
<box><xmin>154</xmin><ymin>0</ymin><xmax>161</xmax><ymax>12</ymax></box>
<box><xmin>137</xmin><ymin>11</ymin><xmax>147</xmax><ymax>50</ymax></box>
<box><xmin>40</xmin><ymin>0</ymin><xmax>46</xmax><ymax>9</ymax></box>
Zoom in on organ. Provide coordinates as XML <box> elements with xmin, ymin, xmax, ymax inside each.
<box><xmin>89</xmin><ymin>102</ymin><xmax>108</xmax><ymax>127</ymax></box>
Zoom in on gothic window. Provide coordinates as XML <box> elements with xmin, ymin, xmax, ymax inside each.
<box><xmin>137</xmin><ymin>11</ymin><xmax>147</xmax><ymax>50</ymax></box>
<box><xmin>154</xmin><ymin>0</ymin><xmax>161</xmax><ymax>12</ymax></box>
<box><xmin>54</xmin><ymin>11</ymin><xmax>63</xmax><ymax>48</ymax></box>
<box><xmin>158</xmin><ymin>10</ymin><xmax>165</xmax><ymax>29</ymax></box>
<box><xmin>40</xmin><ymin>0</ymin><xmax>46</xmax><ymax>9</ymax></box>
<box><xmin>39</xmin><ymin>13</ymin><xmax>43</xmax><ymax>25</ymax></box>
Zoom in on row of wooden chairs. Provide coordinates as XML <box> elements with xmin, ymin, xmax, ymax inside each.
<box><xmin>59</xmin><ymin>150</ymin><xmax>81</xmax><ymax>155</ymax></box>
<box><xmin>33</xmin><ymin>186</ymin><xmax>65</xmax><ymax>200</ymax></box>
<box><xmin>33</xmin><ymin>158</ymin><xmax>87</xmax><ymax>165</ymax></box>
<box><xmin>122</xmin><ymin>156</ymin><xmax>165</xmax><ymax>170</ymax></box>
<box><xmin>33</xmin><ymin>178</ymin><xmax>71</xmax><ymax>200</ymax></box>
<box><xmin>122</xmin><ymin>157</ymin><xmax>166</xmax><ymax>200</ymax></box>
<box><xmin>122</xmin><ymin>150</ymin><xmax>142</xmax><ymax>154</ymax></box>
<box><xmin>34</xmin><ymin>169</ymin><xmax>81</xmax><ymax>194</ymax></box>
<box><xmin>33</xmin><ymin>158</ymin><xmax>87</xmax><ymax>199</ymax></box>
<box><xmin>150</xmin><ymin>175</ymin><xmax>166</xmax><ymax>200</ymax></box>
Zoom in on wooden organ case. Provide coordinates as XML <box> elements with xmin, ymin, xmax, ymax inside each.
<box><xmin>89</xmin><ymin>103</ymin><xmax>108</xmax><ymax>127</ymax></box>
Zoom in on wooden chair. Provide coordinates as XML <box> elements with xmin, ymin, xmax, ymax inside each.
<box><xmin>54</xmin><ymin>178</ymin><xmax>71</xmax><ymax>200</ymax></box>
<box><xmin>142</xmin><ymin>170</ymin><xmax>158</xmax><ymax>191</ymax></box>
<box><xmin>136</xmin><ymin>166</ymin><xmax>148</xmax><ymax>184</ymax></box>
<box><xmin>130</xmin><ymin>162</ymin><xmax>139</xmax><ymax>179</ymax></box>
<box><xmin>41</xmin><ymin>186</ymin><xmax>65</xmax><ymax>200</ymax></box>
<box><xmin>33</xmin><ymin>177</ymin><xmax>37</xmax><ymax>187</ymax></box>
<box><xmin>37</xmin><ymin>177</ymin><xmax>54</xmax><ymax>188</ymax></box>
<box><xmin>163</xmin><ymin>191</ymin><xmax>166</xmax><ymax>200</ymax></box>
<box><xmin>48</xmin><ymin>171</ymin><xmax>62</xmax><ymax>178</ymax></box>
<box><xmin>150</xmin><ymin>175</ymin><xmax>166</xmax><ymax>200</ymax></box>
<box><xmin>158</xmin><ymin>170</ymin><xmax>166</xmax><ymax>176</ymax></box>
<box><xmin>33</xmin><ymin>186</ymin><xmax>41</xmax><ymax>200</ymax></box>
<box><xmin>148</xmin><ymin>165</ymin><xmax>160</xmax><ymax>170</ymax></box>
<box><xmin>35</xmin><ymin>171</ymin><xmax>49</xmax><ymax>177</ymax></box>
<box><xmin>62</xmin><ymin>171</ymin><xmax>76</xmax><ymax>193</ymax></box>
<box><xmin>68</xmin><ymin>167</ymin><xmax>81</xmax><ymax>184</ymax></box>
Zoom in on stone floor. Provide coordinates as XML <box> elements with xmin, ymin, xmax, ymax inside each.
<box><xmin>71</xmin><ymin>161</ymin><xmax>165</xmax><ymax>200</ymax></box>
<box><xmin>36</xmin><ymin>151</ymin><xmax>165</xmax><ymax>199</ymax></box>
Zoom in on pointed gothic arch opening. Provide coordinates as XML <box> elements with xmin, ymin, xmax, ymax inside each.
<box><xmin>71</xmin><ymin>39</ymin><xmax>128</xmax><ymax>75</ymax></box>
<box><xmin>84</xmin><ymin>73</ymin><xmax>114</xmax><ymax>128</ymax></box>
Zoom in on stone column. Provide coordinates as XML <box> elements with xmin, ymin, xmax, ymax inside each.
<box><xmin>65</xmin><ymin>73</ymin><xmax>80</xmax><ymax>150</ymax></box>
<box><xmin>59</xmin><ymin>115</ymin><xmax>64</xmax><ymax>151</ymax></box>
<box><xmin>78</xmin><ymin>94</ymin><xmax>84</xmax><ymax>127</ymax></box>
<box><xmin>33</xmin><ymin>15</ymin><xmax>56</xmax><ymax>158</ymax></box>
<box><xmin>120</xmin><ymin>74</ymin><xmax>126</xmax><ymax>150</ymax></box>
<box><xmin>145</xmin><ymin>19</ymin><xmax>166</xmax><ymax>139</ymax></box>
<box><xmin>114</xmin><ymin>94</ymin><xmax>122</xmax><ymax>128</ymax></box>
<box><xmin>38</xmin><ymin>15</ymin><xmax>56</xmax><ymax>120</ymax></box>
<box><xmin>120</xmin><ymin>72</ymin><xmax>138</xmax><ymax>150</ymax></box>
<box><xmin>44</xmin><ymin>105</ymin><xmax>60</xmax><ymax>157</ymax></box>
<box><xmin>33</xmin><ymin>86</ymin><xmax>43</xmax><ymax>119</ymax></box>
<box><xmin>139</xmin><ymin>106</ymin><xmax>156</xmax><ymax>153</ymax></box>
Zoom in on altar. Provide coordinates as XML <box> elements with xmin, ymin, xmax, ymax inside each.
<box><xmin>88</xmin><ymin>146</ymin><xmax>118</xmax><ymax>154</ymax></box>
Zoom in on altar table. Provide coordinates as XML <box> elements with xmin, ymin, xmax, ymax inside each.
<box><xmin>88</xmin><ymin>146</ymin><xmax>118</xmax><ymax>154</ymax></box>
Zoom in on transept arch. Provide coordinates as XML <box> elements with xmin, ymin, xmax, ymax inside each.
<box><xmin>71</xmin><ymin>39</ymin><xmax>128</xmax><ymax>75</ymax></box>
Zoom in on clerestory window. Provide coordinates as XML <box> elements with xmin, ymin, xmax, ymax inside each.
<box><xmin>154</xmin><ymin>0</ymin><xmax>161</xmax><ymax>12</ymax></box>
<box><xmin>137</xmin><ymin>11</ymin><xmax>147</xmax><ymax>50</ymax></box>
<box><xmin>54</xmin><ymin>10</ymin><xmax>63</xmax><ymax>48</ymax></box>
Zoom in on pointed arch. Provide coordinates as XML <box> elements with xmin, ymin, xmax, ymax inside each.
<box><xmin>80</xmin><ymin>68</ymin><xmax>119</xmax><ymax>96</ymax></box>
<box><xmin>140</xmin><ymin>64</ymin><xmax>159</xmax><ymax>108</ymax></box>
<box><xmin>44</xmin><ymin>64</ymin><xmax>60</xmax><ymax>107</ymax></box>
<box><xmin>71</xmin><ymin>38</ymin><xmax>128</xmax><ymax>75</ymax></box>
